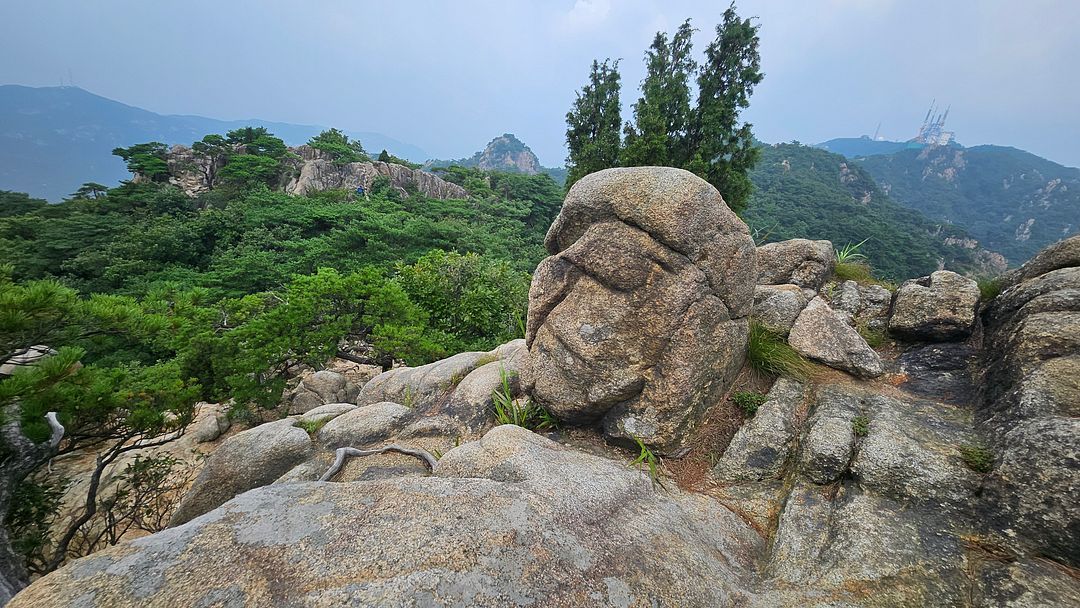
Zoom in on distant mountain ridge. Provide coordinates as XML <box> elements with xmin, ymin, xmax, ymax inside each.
<box><xmin>855</xmin><ymin>145</ymin><xmax>1080</xmax><ymax>265</ymax></box>
<box><xmin>0</xmin><ymin>85</ymin><xmax>428</xmax><ymax>200</ymax></box>
<box><xmin>743</xmin><ymin>143</ymin><xmax>1005</xmax><ymax>280</ymax></box>
<box><xmin>816</xmin><ymin>136</ymin><xmax>915</xmax><ymax>158</ymax></box>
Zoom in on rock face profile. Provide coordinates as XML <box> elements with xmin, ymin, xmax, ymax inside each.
<box><xmin>523</xmin><ymin>167</ymin><xmax>755</xmax><ymax>452</ymax></box>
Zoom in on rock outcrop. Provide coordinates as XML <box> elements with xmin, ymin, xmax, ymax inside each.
<box><xmin>167</xmin><ymin>341</ymin><xmax>528</xmax><ymax>526</ymax></box>
<box><xmin>788</xmin><ymin>296</ymin><xmax>884</xmax><ymax>378</ymax></box>
<box><xmin>979</xmin><ymin>234</ymin><xmax>1080</xmax><ymax>566</ymax></box>
<box><xmin>158</xmin><ymin>144</ymin><xmax>467</xmax><ymax>200</ymax></box>
<box><xmin>284</xmin><ymin>146</ymin><xmax>468</xmax><ymax>199</ymax></box>
<box><xmin>756</xmin><ymin>238</ymin><xmax>835</xmax><ymax>292</ymax></box>
<box><xmin>524</xmin><ymin>167</ymin><xmax>755</xmax><ymax>452</ymax></box>
<box><xmin>11</xmin><ymin>426</ymin><xmax>766</xmax><ymax>608</ymax></box>
<box><xmin>889</xmin><ymin>270</ymin><xmax>981</xmax><ymax>341</ymax></box>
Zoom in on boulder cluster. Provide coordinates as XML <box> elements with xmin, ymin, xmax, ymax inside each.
<box><xmin>11</xmin><ymin>170</ymin><xmax>1079</xmax><ymax>607</ymax></box>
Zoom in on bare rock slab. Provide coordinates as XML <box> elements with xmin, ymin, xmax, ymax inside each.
<box><xmin>523</xmin><ymin>167</ymin><xmax>755</xmax><ymax>452</ymax></box>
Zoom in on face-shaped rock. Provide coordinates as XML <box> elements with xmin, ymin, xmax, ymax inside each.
<box><xmin>523</xmin><ymin>167</ymin><xmax>755</xmax><ymax>453</ymax></box>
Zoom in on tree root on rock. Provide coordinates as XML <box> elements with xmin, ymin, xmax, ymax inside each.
<box><xmin>319</xmin><ymin>444</ymin><xmax>439</xmax><ymax>482</ymax></box>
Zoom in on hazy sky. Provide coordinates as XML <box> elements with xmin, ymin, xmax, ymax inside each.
<box><xmin>2</xmin><ymin>0</ymin><xmax>1078</xmax><ymax>167</ymax></box>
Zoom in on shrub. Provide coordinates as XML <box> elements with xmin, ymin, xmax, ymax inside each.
<box><xmin>959</xmin><ymin>444</ymin><xmax>994</xmax><ymax>473</ymax></box>
<box><xmin>852</xmin><ymin>415</ymin><xmax>870</xmax><ymax>437</ymax></box>
<box><xmin>732</xmin><ymin>391</ymin><xmax>768</xmax><ymax>417</ymax></box>
<box><xmin>977</xmin><ymin>277</ymin><xmax>1003</xmax><ymax>302</ymax></box>
<box><xmin>747</xmin><ymin>321</ymin><xmax>812</xmax><ymax>379</ymax></box>
<box><xmin>491</xmin><ymin>367</ymin><xmax>557</xmax><ymax>431</ymax></box>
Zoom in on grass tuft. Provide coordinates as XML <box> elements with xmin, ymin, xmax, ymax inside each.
<box><xmin>491</xmin><ymin>367</ymin><xmax>558</xmax><ymax>431</ymax></box>
<box><xmin>732</xmin><ymin>391</ymin><xmax>768</xmax><ymax>417</ymax></box>
<box><xmin>630</xmin><ymin>435</ymin><xmax>664</xmax><ymax>489</ymax></box>
<box><xmin>748</xmin><ymin>321</ymin><xmax>812</xmax><ymax>380</ymax></box>
<box><xmin>835</xmin><ymin>239</ymin><xmax>869</xmax><ymax>264</ymax></box>
<box><xmin>959</xmin><ymin>444</ymin><xmax>994</xmax><ymax>474</ymax></box>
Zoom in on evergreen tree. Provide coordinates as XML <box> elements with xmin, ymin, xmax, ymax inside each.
<box><xmin>622</xmin><ymin>20</ymin><xmax>696</xmax><ymax>168</ymax></box>
<box><xmin>565</xmin><ymin>59</ymin><xmax>622</xmax><ymax>187</ymax></box>
<box><xmin>686</xmin><ymin>4</ymin><xmax>763</xmax><ymax>213</ymax></box>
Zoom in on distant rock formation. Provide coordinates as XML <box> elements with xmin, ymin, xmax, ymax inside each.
<box><xmin>155</xmin><ymin>144</ymin><xmax>467</xmax><ymax>200</ymax></box>
<box><xmin>424</xmin><ymin>133</ymin><xmax>543</xmax><ymax>175</ymax></box>
<box><xmin>283</xmin><ymin>146</ymin><xmax>467</xmax><ymax>199</ymax></box>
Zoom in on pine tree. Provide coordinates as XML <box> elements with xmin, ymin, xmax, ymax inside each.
<box><xmin>622</xmin><ymin>20</ymin><xmax>696</xmax><ymax>168</ymax></box>
<box><xmin>686</xmin><ymin>4</ymin><xmax>763</xmax><ymax>213</ymax></box>
<box><xmin>565</xmin><ymin>59</ymin><xmax>622</xmax><ymax>187</ymax></box>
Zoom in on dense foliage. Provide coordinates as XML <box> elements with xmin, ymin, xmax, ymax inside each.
<box><xmin>0</xmin><ymin>126</ymin><xmax>561</xmax><ymax>579</ymax></box>
<box><xmin>743</xmin><ymin>143</ymin><xmax>991</xmax><ymax>280</ymax></box>
<box><xmin>565</xmin><ymin>4</ymin><xmax>763</xmax><ymax>212</ymax></box>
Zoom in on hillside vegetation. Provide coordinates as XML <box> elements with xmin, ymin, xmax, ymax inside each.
<box><xmin>857</xmin><ymin>145</ymin><xmax>1080</xmax><ymax>264</ymax></box>
<box><xmin>743</xmin><ymin>143</ymin><xmax>998</xmax><ymax>280</ymax></box>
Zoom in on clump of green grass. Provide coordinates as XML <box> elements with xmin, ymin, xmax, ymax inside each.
<box><xmin>630</xmin><ymin>435</ymin><xmax>664</xmax><ymax>489</ymax></box>
<box><xmin>857</xmin><ymin>322</ymin><xmax>887</xmax><ymax>348</ymax></box>
<box><xmin>836</xmin><ymin>239</ymin><xmax>869</xmax><ymax>264</ymax></box>
<box><xmin>959</xmin><ymin>444</ymin><xmax>994</xmax><ymax>474</ymax></box>
<box><xmin>491</xmin><ymin>367</ymin><xmax>558</xmax><ymax>431</ymax></box>
<box><xmin>748</xmin><ymin>321</ymin><xmax>812</xmax><ymax>380</ymax></box>
<box><xmin>852</xmin><ymin>415</ymin><xmax>870</xmax><ymax>437</ymax></box>
<box><xmin>977</xmin><ymin>277</ymin><xmax>1004</xmax><ymax>302</ymax></box>
<box><xmin>732</xmin><ymin>391</ymin><xmax>768</xmax><ymax>417</ymax></box>
<box><xmin>294</xmin><ymin>417</ymin><xmax>329</xmax><ymax>435</ymax></box>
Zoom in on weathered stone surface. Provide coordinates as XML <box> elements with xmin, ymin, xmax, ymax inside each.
<box><xmin>189</xmin><ymin>402</ymin><xmax>231</xmax><ymax>444</ymax></box>
<box><xmin>851</xmin><ymin>394</ymin><xmax>981</xmax><ymax>510</ymax></box>
<box><xmin>798</xmin><ymin>386</ymin><xmax>858</xmax><ymax>484</ymax></box>
<box><xmin>975</xmin><ymin>557</ymin><xmax>1080</xmax><ymax>607</ymax></box>
<box><xmin>978</xmin><ymin>240</ymin><xmax>1080</xmax><ymax>568</ymax></box>
<box><xmin>766</xmin><ymin>482</ymin><xmax>970</xmax><ymax>602</ymax></box>
<box><xmin>14</xmin><ymin>426</ymin><xmax>765</xmax><ymax>608</ymax></box>
<box><xmin>1001</xmin><ymin>233</ymin><xmax>1080</xmax><ymax>288</ymax></box>
<box><xmin>285</xmin><ymin>369</ymin><xmax>358</xmax><ymax>414</ymax></box>
<box><xmin>756</xmin><ymin>238</ymin><xmax>835</xmax><ymax>291</ymax></box>
<box><xmin>789</xmin><ymin>297</ymin><xmax>884</xmax><ymax>378</ymax></box>
<box><xmin>713</xmin><ymin>379</ymin><xmax>807</xmax><ymax>482</ymax></box>
<box><xmin>831</xmin><ymin>279</ymin><xmax>892</xmax><ymax>331</ymax></box>
<box><xmin>295</xmin><ymin>402</ymin><xmax>357</xmax><ymax>424</ymax></box>
<box><xmin>358</xmin><ymin>340</ymin><xmax>528</xmax><ymax>433</ymax></box>
<box><xmin>889</xmin><ymin>270</ymin><xmax>980</xmax><ymax>341</ymax></box>
<box><xmin>169</xmin><ymin>419</ymin><xmax>314</xmax><ymax>526</ymax></box>
<box><xmin>524</xmin><ymin>167</ymin><xmax>754</xmax><ymax>452</ymax></box>
<box><xmin>316</xmin><ymin>401</ymin><xmax>413</xmax><ymax>448</ymax></box>
<box><xmin>896</xmin><ymin>342</ymin><xmax>979</xmax><ymax>405</ymax></box>
<box><xmin>285</xmin><ymin>145</ymin><xmax>468</xmax><ymax>199</ymax></box>
<box><xmin>752</xmin><ymin>284</ymin><xmax>807</xmax><ymax>336</ymax></box>
<box><xmin>980</xmin><ymin>417</ymin><xmax>1080</xmax><ymax>566</ymax></box>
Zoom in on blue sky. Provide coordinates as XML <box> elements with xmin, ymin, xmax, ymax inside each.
<box><xmin>2</xmin><ymin>0</ymin><xmax>1078</xmax><ymax>167</ymax></box>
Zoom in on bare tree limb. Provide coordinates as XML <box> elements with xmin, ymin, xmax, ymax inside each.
<box><xmin>319</xmin><ymin>444</ymin><xmax>438</xmax><ymax>482</ymax></box>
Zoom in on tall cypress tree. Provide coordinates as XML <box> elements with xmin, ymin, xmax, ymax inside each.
<box><xmin>686</xmin><ymin>4</ymin><xmax>763</xmax><ymax>213</ymax></box>
<box><xmin>565</xmin><ymin>59</ymin><xmax>622</xmax><ymax>188</ymax></box>
<box><xmin>622</xmin><ymin>20</ymin><xmax>696</xmax><ymax>168</ymax></box>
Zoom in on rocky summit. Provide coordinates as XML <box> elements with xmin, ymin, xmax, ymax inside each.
<box><xmin>11</xmin><ymin>171</ymin><xmax>1080</xmax><ymax>608</ymax></box>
